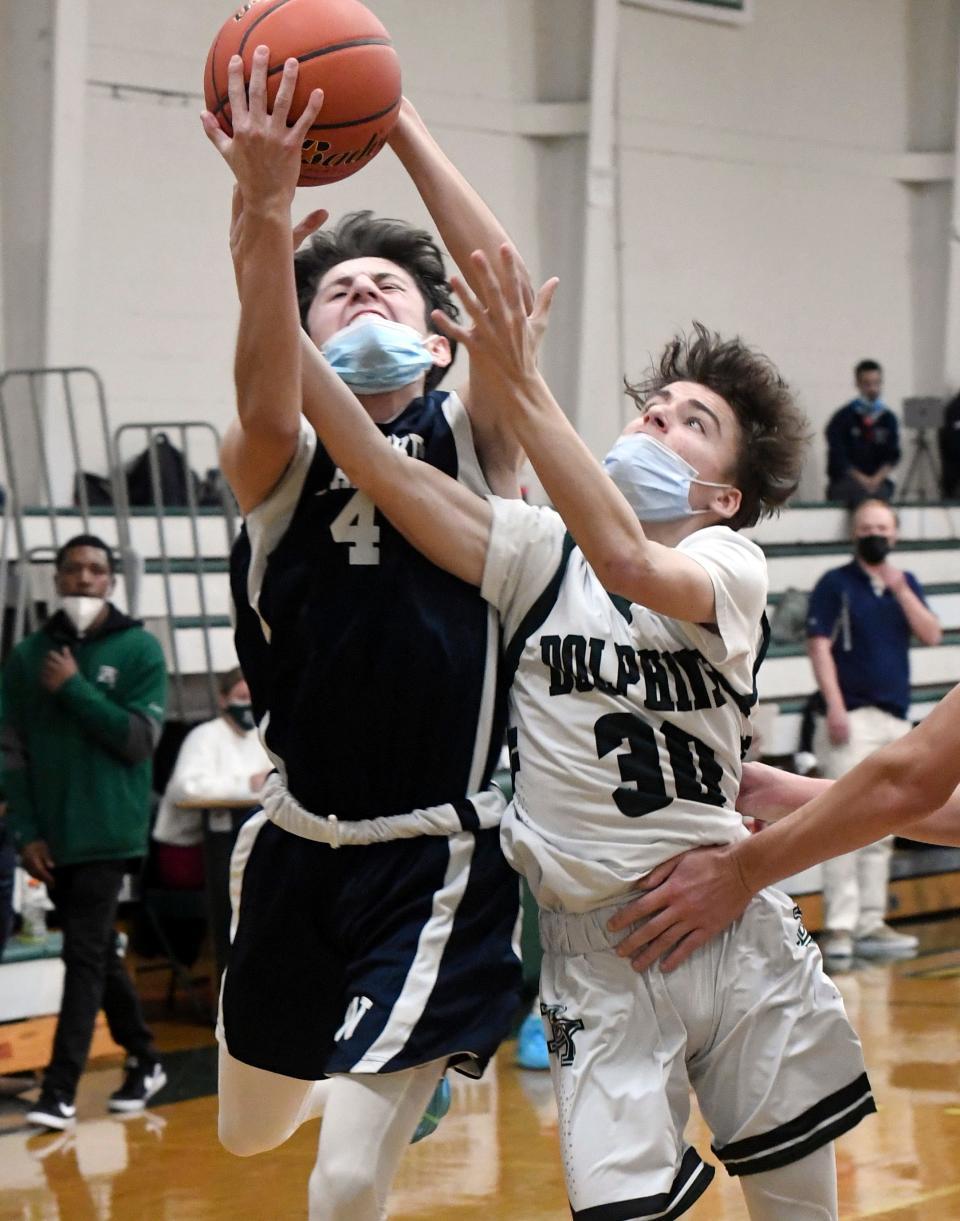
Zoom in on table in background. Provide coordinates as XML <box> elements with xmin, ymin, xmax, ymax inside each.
<box><xmin>178</xmin><ymin>799</ymin><xmax>259</xmax><ymax>981</ymax></box>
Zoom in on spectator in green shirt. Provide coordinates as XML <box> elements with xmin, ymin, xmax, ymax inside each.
<box><xmin>1</xmin><ymin>534</ymin><xmax>168</xmax><ymax>1130</ymax></box>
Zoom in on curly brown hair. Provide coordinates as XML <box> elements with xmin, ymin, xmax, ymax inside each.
<box><xmin>624</xmin><ymin>322</ymin><xmax>809</xmax><ymax>530</ymax></box>
<box><xmin>294</xmin><ymin>211</ymin><xmax>460</xmax><ymax>393</ymax></box>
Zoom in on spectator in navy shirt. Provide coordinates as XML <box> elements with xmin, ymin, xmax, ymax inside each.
<box><xmin>825</xmin><ymin>360</ymin><xmax>900</xmax><ymax>506</ymax></box>
<box><xmin>806</xmin><ymin>499</ymin><xmax>941</xmax><ymax>962</ymax></box>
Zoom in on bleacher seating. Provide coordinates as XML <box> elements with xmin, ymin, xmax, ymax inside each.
<box><xmin>748</xmin><ymin>500</ymin><xmax>960</xmax><ymax>757</ymax></box>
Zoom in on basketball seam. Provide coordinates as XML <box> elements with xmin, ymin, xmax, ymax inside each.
<box><xmin>306</xmin><ymin>94</ymin><xmax>400</xmax><ymax>132</ymax></box>
<box><xmin>237</xmin><ymin>0</ymin><xmax>298</xmax><ymax>59</ymax></box>
<box><xmin>211</xmin><ymin>36</ymin><xmax>396</xmax><ymax>118</ymax></box>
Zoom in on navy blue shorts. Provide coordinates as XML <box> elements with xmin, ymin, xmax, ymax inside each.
<box><xmin>221</xmin><ymin>815</ymin><xmax>522</xmax><ymax>1080</ymax></box>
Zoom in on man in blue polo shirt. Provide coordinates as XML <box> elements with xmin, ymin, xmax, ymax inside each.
<box><xmin>806</xmin><ymin>499</ymin><xmax>942</xmax><ymax>960</ymax></box>
<box><xmin>825</xmin><ymin>359</ymin><xmax>901</xmax><ymax>507</ymax></box>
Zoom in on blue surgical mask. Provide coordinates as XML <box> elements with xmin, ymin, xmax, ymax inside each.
<box><xmin>321</xmin><ymin>317</ymin><xmax>436</xmax><ymax>395</ymax></box>
<box><xmin>602</xmin><ymin>432</ymin><xmax>731</xmax><ymax>523</ymax></box>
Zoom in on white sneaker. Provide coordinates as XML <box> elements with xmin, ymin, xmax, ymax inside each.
<box><xmin>818</xmin><ymin>930</ymin><xmax>854</xmax><ymax>960</ymax></box>
<box><xmin>855</xmin><ymin>924</ymin><xmax>919</xmax><ymax>957</ymax></box>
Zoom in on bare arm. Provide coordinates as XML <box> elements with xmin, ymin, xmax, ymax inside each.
<box><xmin>608</xmin><ymin>681</ymin><xmax>960</xmax><ymax>970</ymax></box>
<box><xmin>298</xmin><ymin>333</ymin><xmax>490</xmax><ymax>585</ymax></box>
<box><xmin>806</xmin><ymin>635</ymin><xmax>849</xmax><ymax>745</ymax></box>
<box><xmin>734</xmin><ymin>761</ymin><xmax>831</xmax><ymax>823</ymax></box>
<box><xmin>201</xmin><ymin>49</ymin><xmax>324</xmax><ymax>513</ymax></box>
<box><xmin>388</xmin><ymin>99</ymin><xmax>534</xmax><ymax>494</ymax></box>
<box><xmin>434</xmin><ymin>249</ymin><xmax>720</xmax><ymax>623</ymax></box>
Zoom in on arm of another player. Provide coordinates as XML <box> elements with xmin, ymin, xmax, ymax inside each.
<box><xmin>434</xmin><ymin>247</ymin><xmax>721</xmax><ymax>624</ymax></box>
<box><xmin>201</xmin><ymin>47</ymin><xmax>324</xmax><ymax>513</ymax></box>
<box><xmin>298</xmin><ymin>332</ymin><xmax>490</xmax><ymax>585</ymax></box>
<box><xmin>608</xmin><ymin>682</ymin><xmax>960</xmax><ymax>972</ymax></box>
<box><xmin>388</xmin><ymin>99</ymin><xmax>535</xmax><ymax>495</ymax></box>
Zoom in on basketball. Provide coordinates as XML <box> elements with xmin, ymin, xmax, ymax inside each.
<box><xmin>203</xmin><ymin>0</ymin><xmax>402</xmax><ymax>186</ymax></box>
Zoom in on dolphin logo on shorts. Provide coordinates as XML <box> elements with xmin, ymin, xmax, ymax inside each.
<box><xmin>540</xmin><ymin>1003</ymin><xmax>585</xmax><ymax>1066</ymax></box>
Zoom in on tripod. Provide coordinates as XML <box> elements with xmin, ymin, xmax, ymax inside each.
<box><xmin>898</xmin><ymin>428</ymin><xmax>940</xmax><ymax>502</ymax></box>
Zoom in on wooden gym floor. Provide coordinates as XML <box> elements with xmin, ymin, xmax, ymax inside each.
<box><xmin>2</xmin><ymin>914</ymin><xmax>960</xmax><ymax>1220</ymax></box>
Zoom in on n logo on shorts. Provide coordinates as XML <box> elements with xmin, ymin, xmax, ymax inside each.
<box><xmin>540</xmin><ymin>1003</ymin><xmax>585</xmax><ymax>1066</ymax></box>
<box><xmin>334</xmin><ymin>995</ymin><xmax>374</xmax><ymax>1042</ymax></box>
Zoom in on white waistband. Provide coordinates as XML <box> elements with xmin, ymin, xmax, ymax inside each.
<box><xmin>259</xmin><ymin>773</ymin><xmax>508</xmax><ymax>846</ymax></box>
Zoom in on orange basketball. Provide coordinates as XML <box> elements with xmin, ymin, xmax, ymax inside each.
<box><xmin>204</xmin><ymin>0</ymin><xmax>402</xmax><ymax>186</ymax></box>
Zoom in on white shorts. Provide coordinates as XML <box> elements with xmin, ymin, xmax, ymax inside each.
<box><xmin>538</xmin><ymin>887</ymin><xmax>875</xmax><ymax>1219</ymax></box>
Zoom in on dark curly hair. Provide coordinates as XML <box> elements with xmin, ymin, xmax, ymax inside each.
<box><xmin>625</xmin><ymin>322</ymin><xmax>809</xmax><ymax>530</ymax></box>
<box><xmin>55</xmin><ymin>534</ymin><xmax>116</xmax><ymax>574</ymax></box>
<box><xmin>294</xmin><ymin>211</ymin><xmax>459</xmax><ymax>393</ymax></box>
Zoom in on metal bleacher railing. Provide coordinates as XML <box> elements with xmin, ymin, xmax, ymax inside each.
<box><xmin>0</xmin><ymin>366</ymin><xmax>238</xmax><ymax>721</ymax></box>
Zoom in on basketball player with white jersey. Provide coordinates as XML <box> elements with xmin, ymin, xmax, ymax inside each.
<box><xmin>293</xmin><ymin>242</ymin><xmax>878</xmax><ymax>1219</ymax></box>
<box><xmin>201</xmin><ymin>52</ymin><xmax>536</xmax><ymax>1220</ymax></box>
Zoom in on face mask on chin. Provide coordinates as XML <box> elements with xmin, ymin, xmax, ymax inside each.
<box><xmin>225</xmin><ymin>702</ymin><xmax>255</xmax><ymax>732</ymax></box>
<box><xmin>59</xmin><ymin>595</ymin><xmax>106</xmax><ymax>636</ymax></box>
<box><xmin>855</xmin><ymin>535</ymin><xmax>891</xmax><ymax>565</ymax></box>
<box><xmin>321</xmin><ymin>316</ymin><xmax>437</xmax><ymax>395</ymax></box>
<box><xmin>602</xmin><ymin>432</ymin><xmax>732</xmax><ymax>523</ymax></box>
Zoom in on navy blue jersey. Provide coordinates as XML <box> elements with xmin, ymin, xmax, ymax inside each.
<box><xmin>230</xmin><ymin>391</ymin><xmax>505</xmax><ymax>821</ymax></box>
<box><xmin>806</xmin><ymin>560</ymin><xmax>925</xmax><ymax>719</ymax></box>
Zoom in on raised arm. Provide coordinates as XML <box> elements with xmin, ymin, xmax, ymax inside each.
<box><xmin>433</xmin><ymin>247</ymin><xmax>721</xmax><ymax>624</ymax></box>
<box><xmin>201</xmin><ymin>48</ymin><xmax>324</xmax><ymax>513</ymax></box>
<box><xmin>387</xmin><ymin>100</ymin><xmax>534</xmax><ymax>494</ymax></box>
<box><xmin>608</xmin><ymin>681</ymin><xmax>960</xmax><ymax>971</ymax></box>
<box><xmin>298</xmin><ymin>331</ymin><xmax>490</xmax><ymax>586</ymax></box>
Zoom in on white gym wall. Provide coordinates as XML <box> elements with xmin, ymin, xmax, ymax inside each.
<box><xmin>0</xmin><ymin>0</ymin><xmax>957</xmax><ymax>501</ymax></box>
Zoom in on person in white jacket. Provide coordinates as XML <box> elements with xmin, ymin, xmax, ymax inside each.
<box><xmin>152</xmin><ymin>668</ymin><xmax>271</xmax><ymax>889</ymax></box>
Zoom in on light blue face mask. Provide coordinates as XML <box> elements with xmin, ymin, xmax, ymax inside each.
<box><xmin>321</xmin><ymin>316</ymin><xmax>436</xmax><ymax>395</ymax></box>
<box><xmin>602</xmin><ymin>432</ymin><xmax>731</xmax><ymax>523</ymax></box>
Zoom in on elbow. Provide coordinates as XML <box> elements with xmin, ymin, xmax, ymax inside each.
<box><xmin>924</xmin><ymin>625</ymin><xmax>943</xmax><ymax>647</ymax></box>
<box><xmin>595</xmin><ymin>550</ymin><xmax>650</xmax><ymax>600</ymax></box>
<box><xmin>875</xmin><ymin>738</ymin><xmax>954</xmax><ymax>821</ymax></box>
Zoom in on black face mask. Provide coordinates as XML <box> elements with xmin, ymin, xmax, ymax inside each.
<box><xmin>856</xmin><ymin>535</ymin><xmax>891</xmax><ymax>565</ymax></box>
<box><xmin>225</xmin><ymin>702</ymin><xmax>255</xmax><ymax>732</ymax></box>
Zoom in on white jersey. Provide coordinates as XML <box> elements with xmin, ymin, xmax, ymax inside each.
<box><xmin>481</xmin><ymin>497</ymin><xmax>768</xmax><ymax>912</ymax></box>
<box><xmin>153</xmin><ymin>716</ymin><xmax>272</xmax><ymax>847</ymax></box>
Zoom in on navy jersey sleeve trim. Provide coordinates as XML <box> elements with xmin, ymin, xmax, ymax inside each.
<box><xmin>502</xmin><ymin>532</ymin><xmax>577</xmax><ymax>686</ymax></box>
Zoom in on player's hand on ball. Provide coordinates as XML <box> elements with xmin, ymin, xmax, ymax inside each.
<box><xmin>201</xmin><ymin>45</ymin><xmax>324</xmax><ymax>208</ymax></box>
<box><xmin>606</xmin><ymin>845</ymin><xmax>753</xmax><ymax>973</ymax></box>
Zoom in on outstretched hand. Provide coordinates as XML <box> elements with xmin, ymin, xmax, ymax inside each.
<box><xmin>431</xmin><ymin>245</ymin><xmax>559</xmax><ymax>405</ymax></box>
<box><xmin>200</xmin><ymin>44</ymin><xmax>324</xmax><ymax>210</ymax></box>
<box><xmin>605</xmin><ymin>845</ymin><xmax>753</xmax><ymax>972</ymax></box>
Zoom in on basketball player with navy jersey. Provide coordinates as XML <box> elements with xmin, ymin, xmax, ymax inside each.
<box><xmin>201</xmin><ymin>51</ymin><xmax>530</xmax><ymax>1220</ymax></box>
<box><xmin>295</xmin><ymin>242</ymin><xmax>878</xmax><ymax>1219</ymax></box>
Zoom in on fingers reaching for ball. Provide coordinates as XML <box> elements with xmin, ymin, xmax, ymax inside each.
<box><xmin>431</xmin><ymin>245</ymin><xmax>559</xmax><ymax>366</ymax></box>
<box><xmin>200</xmin><ymin>46</ymin><xmax>323</xmax><ymax>205</ymax></box>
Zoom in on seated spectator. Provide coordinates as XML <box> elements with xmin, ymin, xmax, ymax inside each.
<box><xmin>826</xmin><ymin>359</ymin><xmax>900</xmax><ymax>506</ymax></box>
<box><xmin>152</xmin><ymin>668</ymin><xmax>271</xmax><ymax>890</ymax></box>
<box><xmin>939</xmin><ymin>390</ymin><xmax>960</xmax><ymax>499</ymax></box>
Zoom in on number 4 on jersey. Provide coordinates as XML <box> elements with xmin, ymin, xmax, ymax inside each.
<box><xmin>330</xmin><ymin>490</ymin><xmax>380</xmax><ymax>565</ymax></box>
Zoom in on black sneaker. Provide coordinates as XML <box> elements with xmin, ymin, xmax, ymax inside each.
<box><xmin>107</xmin><ymin>1058</ymin><xmax>167</xmax><ymax>1113</ymax></box>
<box><xmin>27</xmin><ymin>1091</ymin><xmax>77</xmax><ymax>1131</ymax></box>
